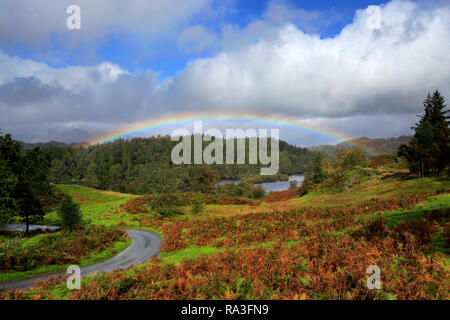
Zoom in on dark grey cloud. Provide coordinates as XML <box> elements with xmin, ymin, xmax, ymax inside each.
<box><xmin>0</xmin><ymin>0</ymin><xmax>211</xmax><ymax>47</ymax></box>
<box><xmin>0</xmin><ymin>77</ymin><xmax>65</xmax><ymax>107</ymax></box>
<box><xmin>264</xmin><ymin>0</ymin><xmax>346</xmax><ymax>34</ymax></box>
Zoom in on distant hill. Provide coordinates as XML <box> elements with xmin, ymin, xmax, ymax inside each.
<box><xmin>27</xmin><ymin>128</ymin><xmax>102</xmax><ymax>144</ymax></box>
<box><xmin>20</xmin><ymin>141</ymin><xmax>86</xmax><ymax>150</ymax></box>
<box><xmin>339</xmin><ymin>135</ymin><xmax>412</xmax><ymax>154</ymax></box>
<box><xmin>21</xmin><ymin>141</ymin><xmax>69</xmax><ymax>150</ymax></box>
<box><xmin>310</xmin><ymin>135</ymin><xmax>412</xmax><ymax>159</ymax></box>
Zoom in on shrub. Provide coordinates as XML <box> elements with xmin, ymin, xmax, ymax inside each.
<box><xmin>351</xmin><ymin>218</ymin><xmax>387</xmax><ymax>241</ymax></box>
<box><xmin>191</xmin><ymin>166</ymin><xmax>220</xmax><ymax>194</ymax></box>
<box><xmin>263</xmin><ymin>188</ymin><xmax>299</xmax><ymax>202</ymax></box>
<box><xmin>217</xmin><ymin>182</ymin><xmax>266</xmax><ymax>199</ymax></box>
<box><xmin>190</xmin><ymin>192</ymin><xmax>204</xmax><ymax>215</ymax></box>
<box><xmin>298</xmin><ymin>180</ymin><xmax>311</xmax><ymax>197</ymax></box>
<box><xmin>341</xmin><ymin>169</ymin><xmax>363</xmax><ymax>191</ymax></box>
<box><xmin>57</xmin><ymin>196</ymin><xmax>82</xmax><ymax>230</ymax></box>
<box><xmin>369</xmin><ymin>153</ymin><xmax>396</xmax><ymax>168</ymax></box>
<box><xmin>120</xmin><ymin>197</ymin><xmax>149</xmax><ymax>214</ymax></box>
<box><xmin>289</xmin><ymin>180</ymin><xmax>298</xmax><ymax>190</ymax></box>
<box><xmin>327</xmin><ymin>168</ymin><xmax>366</xmax><ymax>191</ymax></box>
<box><xmin>151</xmin><ymin>194</ymin><xmax>180</xmax><ymax>217</ymax></box>
<box><xmin>333</xmin><ymin>147</ymin><xmax>368</xmax><ymax>170</ymax></box>
<box><xmin>251</xmin><ymin>185</ymin><xmax>266</xmax><ymax>199</ymax></box>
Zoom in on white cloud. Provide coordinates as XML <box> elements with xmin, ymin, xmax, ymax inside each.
<box><xmin>0</xmin><ymin>0</ymin><xmax>449</xmax><ymax>143</ymax></box>
<box><xmin>166</xmin><ymin>0</ymin><xmax>450</xmax><ymax>117</ymax></box>
<box><xmin>0</xmin><ymin>51</ymin><xmax>128</xmax><ymax>89</ymax></box>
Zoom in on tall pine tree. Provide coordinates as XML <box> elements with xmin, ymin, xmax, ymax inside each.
<box><xmin>399</xmin><ymin>90</ymin><xmax>450</xmax><ymax>177</ymax></box>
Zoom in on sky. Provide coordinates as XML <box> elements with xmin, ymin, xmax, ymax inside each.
<box><xmin>0</xmin><ymin>0</ymin><xmax>449</xmax><ymax>146</ymax></box>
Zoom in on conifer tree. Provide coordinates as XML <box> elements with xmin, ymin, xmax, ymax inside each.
<box><xmin>399</xmin><ymin>90</ymin><xmax>449</xmax><ymax>176</ymax></box>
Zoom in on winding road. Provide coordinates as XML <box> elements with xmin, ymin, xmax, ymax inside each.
<box><xmin>0</xmin><ymin>224</ymin><xmax>162</xmax><ymax>290</ymax></box>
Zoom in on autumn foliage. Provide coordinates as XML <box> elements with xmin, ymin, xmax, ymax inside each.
<box><xmin>7</xmin><ymin>209</ymin><xmax>448</xmax><ymax>300</ymax></box>
<box><xmin>263</xmin><ymin>188</ymin><xmax>303</xmax><ymax>202</ymax></box>
<box><xmin>0</xmin><ymin>227</ymin><xmax>127</xmax><ymax>272</ymax></box>
<box><xmin>136</xmin><ymin>192</ymin><xmax>439</xmax><ymax>252</ymax></box>
<box><xmin>120</xmin><ymin>193</ymin><xmax>260</xmax><ymax>214</ymax></box>
<box><xmin>1</xmin><ymin>189</ymin><xmax>448</xmax><ymax>300</ymax></box>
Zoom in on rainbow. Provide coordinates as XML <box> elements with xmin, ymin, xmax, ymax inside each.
<box><xmin>88</xmin><ymin>111</ymin><xmax>374</xmax><ymax>153</ymax></box>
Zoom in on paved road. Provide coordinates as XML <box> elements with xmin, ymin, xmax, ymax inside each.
<box><xmin>0</xmin><ymin>225</ymin><xmax>162</xmax><ymax>290</ymax></box>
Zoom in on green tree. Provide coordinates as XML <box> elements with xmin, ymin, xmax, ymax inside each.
<box><xmin>0</xmin><ymin>133</ymin><xmax>21</xmax><ymax>223</ymax></box>
<box><xmin>150</xmin><ymin>167</ymin><xmax>181</xmax><ymax>217</ymax></box>
<box><xmin>15</xmin><ymin>148</ymin><xmax>51</xmax><ymax>233</ymax></box>
<box><xmin>399</xmin><ymin>90</ymin><xmax>450</xmax><ymax>177</ymax></box>
<box><xmin>369</xmin><ymin>153</ymin><xmax>396</xmax><ymax>168</ymax></box>
<box><xmin>190</xmin><ymin>192</ymin><xmax>204</xmax><ymax>214</ymax></box>
<box><xmin>327</xmin><ymin>148</ymin><xmax>368</xmax><ymax>191</ymax></box>
<box><xmin>279</xmin><ymin>151</ymin><xmax>294</xmax><ymax>174</ymax></box>
<box><xmin>191</xmin><ymin>165</ymin><xmax>220</xmax><ymax>194</ymax></box>
<box><xmin>333</xmin><ymin>147</ymin><xmax>368</xmax><ymax>170</ymax></box>
<box><xmin>304</xmin><ymin>152</ymin><xmax>329</xmax><ymax>184</ymax></box>
<box><xmin>57</xmin><ymin>196</ymin><xmax>83</xmax><ymax>230</ymax></box>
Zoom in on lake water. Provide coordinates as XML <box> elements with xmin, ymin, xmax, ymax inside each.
<box><xmin>256</xmin><ymin>175</ymin><xmax>305</xmax><ymax>193</ymax></box>
<box><xmin>217</xmin><ymin>175</ymin><xmax>304</xmax><ymax>193</ymax></box>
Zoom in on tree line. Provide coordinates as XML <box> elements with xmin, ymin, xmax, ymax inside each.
<box><xmin>48</xmin><ymin>136</ymin><xmax>316</xmax><ymax>194</ymax></box>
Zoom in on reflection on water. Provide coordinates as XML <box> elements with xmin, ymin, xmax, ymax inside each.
<box><xmin>216</xmin><ymin>179</ymin><xmax>240</xmax><ymax>186</ymax></box>
<box><xmin>256</xmin><ymin>175</ymin><xmax>305</xmax><ymax>193</ymax></box>
<box><xmin>217</xmin><ymin>175</ymin><xmax>304</xmax><ymax>193</ymax></box>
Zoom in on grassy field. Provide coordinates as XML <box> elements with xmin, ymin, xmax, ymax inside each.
<box><xmin>1</xmin><ymin>170</ymin><xmax>449</xmax><ymax>300</ymax></box>
<box><xmin>43</xmin><ymin>184</ymin><xmax>139</xmax><ymax>228</ymax></box>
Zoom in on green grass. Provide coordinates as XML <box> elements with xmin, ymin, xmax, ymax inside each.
<box><xmin>0</xmin><ymin>235</ymin><xmax>132</xmax><ymax>282</ymax></box>
<box><xmin>159</xmin><ymin>246</ymin><xmax>228</xmax><ymax>265</ymax></box>
<box><xmin>39</xmin><ymin>276</ymin><xmax>94</xmax><ymax>300</ymax></box>
<box><xmin>0</xmin><ymin>234</ymin><xmax>16</xmax><ymax>246</ymax></box>
<box><xmin>430</xmin><ymin>228</ymin><xmax>449</xmax><ymax>254</ymax></box>
<box><xmin>360</xmin><ymin>193</ymin><xmax>450</xmax><ymax>226</ymax></box>
<box><xmin>42</xmin><ymin>184</ymin><xmax>165</xmax><ymax>236</ymax></box>
<box><xmin>43</xmin><ymin>184</ymin><xmax>137</xmax><ymax>228</ymax></box>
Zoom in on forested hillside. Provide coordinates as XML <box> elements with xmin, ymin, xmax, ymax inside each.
<box><xmin>46</xmin><ymin>136</ymin><xmax>315</xmax><ymax>194</ymax></box>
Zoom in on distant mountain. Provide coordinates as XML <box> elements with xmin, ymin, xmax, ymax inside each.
<box><xmin>20</xmin><ymin>140</ymin><xmax>89</xmax><ymax>150</ymax></box>
<box><xmin>30</xmin><ymin>128</ymin><xmax>101</xmax><ymax>144</ymax></box>
<box><xmin>339</xmin><ymin>136</ymin><xmax>412</xmax><ymax>154</ymax></box>
<box><xmin>310</xmin><ymin>135</ymin><xmax>412</xmax><ymax>158</ymax></box>
<box><xmin>21</xmin><ymin>141</ymin><xmax>69</xmax><ymax>150</ymax></box>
